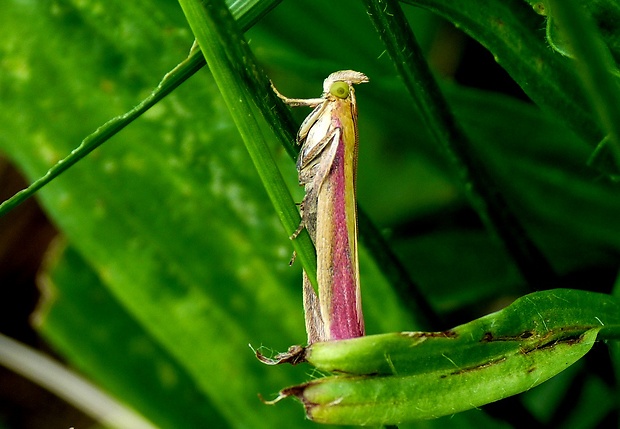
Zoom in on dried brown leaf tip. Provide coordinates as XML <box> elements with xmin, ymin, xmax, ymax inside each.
<box><xmin>254</xmin><ymin>344</ymin><xmax>306</xmax><ymax>366</ymax></box>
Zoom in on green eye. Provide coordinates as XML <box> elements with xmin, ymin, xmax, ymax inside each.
<box><xmin>329</xmin><ymin>81</ymin><xmax>349</xmax><ymax>99</ymax></box>
<box><xmin>532</xmin><ymin>2</ymin><xmax>546</xmax><ymax>16</ymax></box>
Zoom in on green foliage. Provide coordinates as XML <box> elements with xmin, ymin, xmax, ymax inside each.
<box><xmin>297</xmin><ymin>329</ymin><xmax>599</xmax><ymax>425</ymax></box>
<box><xmin>1</xmin><ymin>0</ymin><xmax>620</xmax><ymax>427</ymax></box>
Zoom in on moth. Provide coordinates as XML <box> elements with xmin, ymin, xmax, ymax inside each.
<box><xmin>273</xmin><ymin>70</ymin><xmax>369</xmax><ymax>344</ymax></box>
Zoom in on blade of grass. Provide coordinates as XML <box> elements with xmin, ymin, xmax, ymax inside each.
<box><xmin>363</xmin><ymin>0</ymin><xmax>558</xmax><ymax>289</ymax></box>
<box><xmin>0</xmin><ymin>0</ymin><xmax>282</xmax><ymax>219</ymax></box>
<box><xmin>177</xmin><ymin>0</ymin><xmax>318</xmax><ymax>289</ymax></box>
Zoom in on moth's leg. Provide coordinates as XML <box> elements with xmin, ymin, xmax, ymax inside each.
<box><xmin>290</xmin><ymin>187</ymin><xmax>318</xmax><ymax>239</ymax></box>
<box><xmin>290</xmin><ymin>197</ymin><xmax>307</xmax><ymax>240</ymax></box>
<box><xmin>270</xmin><ymin>81</ymin><xmax>324</xmax><ymax>107</ymax></box>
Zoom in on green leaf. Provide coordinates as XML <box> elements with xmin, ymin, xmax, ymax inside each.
<box><xmin>36</xmin><ymin>242</ymin><xmax>228</xmax><ymax>429</ymax></box>
<box><xmin>304</xmin><ymin>288</ymin><xmax>620</xmax><ymax>375</ymax></box>
<box><xmin>274</xmin><ymin>289</ymin><xmax>619</xmax><ymax>424</ymax></box>
<box><xmin>300</xmin><ymin>329</ymin><xmax>598</xmax><ymax>425</ymax></box>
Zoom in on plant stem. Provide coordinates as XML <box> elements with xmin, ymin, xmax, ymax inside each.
<box><xmin>178</xmin><ymin>0</ymin><xmax>319</xmax><ymax>289</ymax></box>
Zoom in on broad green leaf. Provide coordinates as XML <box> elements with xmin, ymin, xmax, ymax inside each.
<box><xmin>36</xmin><ymin>243</ymin><xmax>228</xmax><ymax>429</ymax></box>
<box><xmin>0</xmin><ymin>0</ymin><xmax>314</xmax><ymax>427</ymax></box>
<box><xmin>6</xmin><ymin>11</ymin><xmax>312</xmax><ymax>428</ymax></box>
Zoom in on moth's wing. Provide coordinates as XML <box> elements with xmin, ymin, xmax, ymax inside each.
<box><xmin>297</xmin><ymin>101</ymin><xmax>329</xmax><ymax>145</ymax></box>
<box><xmin>298</xmin><ymin>128</ymin><xmax>340</xmax><ymax>240</ymax></box>
<box><xmin>302</xmin><ymin>271</ymin><xmax>326</xmax><ymax>344</ymax></box>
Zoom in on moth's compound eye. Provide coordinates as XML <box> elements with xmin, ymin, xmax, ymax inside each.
<box><xmin>532</xmin><ymin>2</ymin><xmax>546</xmax><ymax>16</ymax></box>
<box><xmin>330</xmin><ymin>81</ymin><xmax>350</xmax><ymax>99</ymax></box>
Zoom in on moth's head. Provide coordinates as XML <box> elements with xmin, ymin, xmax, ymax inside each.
<box><xmin>323</xmin><ymin>70</ymin><xmax>369</xmax><ymax>100</ymax></box>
